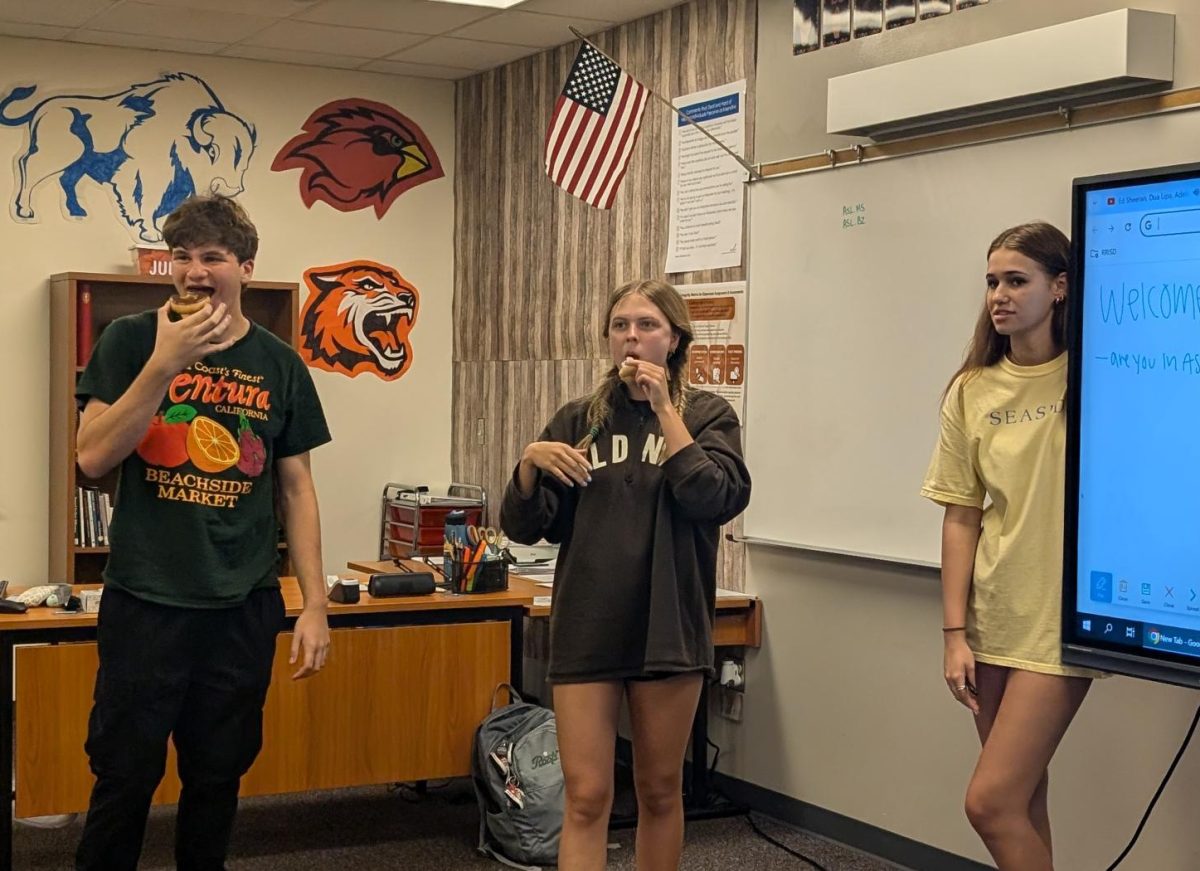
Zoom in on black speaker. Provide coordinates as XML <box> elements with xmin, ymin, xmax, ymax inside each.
<box><xmin>368</xmin><ymin>572</ymin><xmax>436</xmax><ymax>598</ymax></box>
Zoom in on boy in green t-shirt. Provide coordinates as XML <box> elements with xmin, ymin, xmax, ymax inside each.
<box><xmin>73</xmin><ymin>195</ymin><xmax>332</xmax><ymax>871</ymax></box>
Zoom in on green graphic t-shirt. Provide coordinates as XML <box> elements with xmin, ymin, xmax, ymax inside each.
<box><xmin>77</xmin><ymin>311</ymin><xmax>332</xmax><ymax>608</ymax></box>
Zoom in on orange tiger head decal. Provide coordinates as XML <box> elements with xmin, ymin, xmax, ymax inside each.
<box><xmin>299</xmin><ymin>261</ymin><xmax>419</xmax><ymax>380</ymax></box>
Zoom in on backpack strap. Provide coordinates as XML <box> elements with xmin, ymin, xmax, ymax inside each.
<box><xmin>473</xmin><ymin>737</ymin><xmax>536</xmax><ymax>870</ymax></box>
<box><xmin>472</xmin><ymin>738</ymin><xmax>492</xmax><ymax>857</ymax></box>
<box><xmin>491</xmin><ymin>682</ymin><xmax>523</xmax><ymax>710</ymax></box>
<box><xmin>477</xmin><ymin>842</ymin><xmax>542</xmax><ymax>871</ymax></box>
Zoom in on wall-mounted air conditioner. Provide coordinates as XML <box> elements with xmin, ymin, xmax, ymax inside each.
<box><xmin>827</xmin><ymin>8</ymin><xmax>1175</xmax><ymax>139</ymax></box>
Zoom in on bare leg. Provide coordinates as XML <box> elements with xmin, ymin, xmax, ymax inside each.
<box><xmin>626</xmin><ymin>673</ymin><xmax>704</xmax><ymax>871</ymax></box>
<box><xmin>553</xmin><ymin>681</ymin><xmax>624</xmax><ymax>871</ymax></box>
<box><xmin>970</xmin><ymin>665</ymin><xmax>1052</xmax><ymax>855</ymax></box>
<box><xmin>964</xmin><ymin>667</ymin><xmax>1090</xmax><ymax>871</ymax></box>
<box><xmin>1029</xmin><ymin>771</ymin><xmax>1051</xmax><ymax>856</ymax></box>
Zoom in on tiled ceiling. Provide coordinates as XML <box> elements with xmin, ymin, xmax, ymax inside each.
<box><xmin>0</xmin><ymin>0</ymin><xmax>686</xmax><ymax>79</ymax></box>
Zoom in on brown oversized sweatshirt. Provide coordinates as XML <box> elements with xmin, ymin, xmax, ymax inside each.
<box><xmin>501</xmin><ymin>386</ymin><xmax>751</xmax><ymax>683</ymax></box>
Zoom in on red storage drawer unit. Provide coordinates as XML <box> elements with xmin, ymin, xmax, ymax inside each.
<box><xmin>379</xmin><ymin>482</ymin><xmax>486</xmax><ymax>558</ymax></box>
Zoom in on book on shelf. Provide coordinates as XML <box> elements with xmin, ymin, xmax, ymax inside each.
<box><xmin>75</xmin><ymin>485</ymin><xmax>111</xmax><ymax>547</ymax></box>
<box><xmin>77</xmin><ymin>282</ymin><xmax>93</xmax><ymax>364</ymax></box>
<box><xmin>101</xmin><ymin>491</ymin><xmax>112</xmax><ymax>544</ymax></box>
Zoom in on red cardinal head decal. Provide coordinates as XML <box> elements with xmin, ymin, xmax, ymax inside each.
<box><xmin>272</xmin><ymin>98</ymin><xmax>444</xmax><ymax>217</ymax></box>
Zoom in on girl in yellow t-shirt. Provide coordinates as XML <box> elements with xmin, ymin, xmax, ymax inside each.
<box><xmin>922</xmin><ymin>222</ymin><xmax>1095</xmax><ymax>871</ymax></box>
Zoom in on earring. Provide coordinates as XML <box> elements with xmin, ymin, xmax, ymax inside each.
<box><xmin>1054</xmin><ymin>296</ymin><xmax>1064</xmax><ymax>305</ymax></box>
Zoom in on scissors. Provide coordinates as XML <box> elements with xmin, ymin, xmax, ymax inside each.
<box><xmin>468</xmin><ymin>526</ymin><xmax>502</xmax><ymax>551</ymax></box>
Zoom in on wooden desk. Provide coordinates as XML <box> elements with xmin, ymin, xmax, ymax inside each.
<box><xmin>346</xmin><ymin>559</ymin><xmax>762</xmax><ymax>649</ymax></box>
<box><xmin>0</xmin><ymin>573</ymin><xmax>531</xmax><ymax>871</ymax></box>
<box><xmin>349</xmin><ymin>558</ymin><xmax>762</xmax><ymax>819</ymax></box>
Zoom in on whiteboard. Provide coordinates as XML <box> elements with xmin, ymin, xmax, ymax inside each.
<box><xmin>743</xmin><ymin>109</ymin><xmax>1200</xmax><ymax>566</ymax></box>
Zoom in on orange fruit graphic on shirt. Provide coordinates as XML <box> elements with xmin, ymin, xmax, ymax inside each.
<box><xmin>186</xmin><ymin>416</ymin><xmax>240</xmax><ymax>473</ymax></box>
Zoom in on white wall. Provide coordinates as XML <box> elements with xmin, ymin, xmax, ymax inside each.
<box><xmin>0</xmin><ymin>36</ymin><xmax>455</xmax><ymax>583</ymax></box>
<box><xmin>713</xmin><ymin>2</ymin><xmax>1200</xmax><ymax>867</ymax></box>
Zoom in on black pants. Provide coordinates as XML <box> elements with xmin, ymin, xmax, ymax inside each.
<box><xmin>75</xmin><ymin>586</ymin><xmax>285</xmax><ymax>871</ymax></box>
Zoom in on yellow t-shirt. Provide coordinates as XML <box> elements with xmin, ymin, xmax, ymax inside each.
<box><xmin>921</xmin><ymin>353</ymin><xmax>1100</xmax><ymax>678</ymax></box>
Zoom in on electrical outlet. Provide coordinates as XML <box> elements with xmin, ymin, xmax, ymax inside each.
<box><xmin>719</xmin><ymin>656</ymin><xmax>745</xmax><ymax>690</ymax></box>
<box><xmin>718</xmin><ymin>686</ymin><xmax>743</xmax><ymax>722</ymax></box>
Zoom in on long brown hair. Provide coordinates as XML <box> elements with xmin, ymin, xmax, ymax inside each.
<box><xmin>575</xmin><ymin>280</ymin><xmax>694</xmax><ymax>453</ymax></box>
<box><xmin>943</xmin><ymin>221</ymin><xmax>1070</xmax><ymax>398</ymax></box>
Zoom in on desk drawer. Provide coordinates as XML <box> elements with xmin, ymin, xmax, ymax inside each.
<box><xmin>713</xmin><ymin>603</ymin><xmax>761</xmax><ymax>648</ymax></box>
<box><xmin>386</xmin><ymin>504</ymin><xmax>483</xmax><ymax>538</ymax></box>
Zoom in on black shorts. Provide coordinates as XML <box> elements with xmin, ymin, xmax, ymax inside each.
<box><xmin>624</xmin><ymin>670</ymin><xmax>700</xmax><ymax>684</ymax></box>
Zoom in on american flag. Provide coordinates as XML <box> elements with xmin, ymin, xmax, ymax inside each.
<box><xmin>544</xmin><ymin>42</ymin><xmax>649</xmax><ymax>210</ymax></box>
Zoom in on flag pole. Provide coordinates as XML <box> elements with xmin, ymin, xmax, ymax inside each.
<box><xmin>567</xmin><ymin>26</ymin><xmax>763</xmax><ymax>182</ymax></box>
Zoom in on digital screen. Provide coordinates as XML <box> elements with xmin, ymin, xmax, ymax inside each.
<box><xmin>1065</xmin><ymin>161</ymin><xmax>1200</xmax><ymax>686</ymax></box>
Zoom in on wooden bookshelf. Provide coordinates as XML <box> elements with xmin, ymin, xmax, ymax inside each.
<box><xmin>49</xmin><ymin>272</ymin><xmax>300</xmax><ymax>583</ymax></box>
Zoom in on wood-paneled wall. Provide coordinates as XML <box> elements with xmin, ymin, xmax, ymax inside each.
<box><xmin>453</xmin><ymin>0</ymin><xmax>756</xmax><ymax>590</ymax></box>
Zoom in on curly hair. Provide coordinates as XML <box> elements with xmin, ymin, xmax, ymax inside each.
<box><xmin>162</xmin><ymin>194</ymin><xmax>259</xmax><ymax>262</ymax></box>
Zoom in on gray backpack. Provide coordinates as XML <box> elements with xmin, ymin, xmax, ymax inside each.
<box><xmin>472</xmin><ymin>684</ymin><xmax>564</xmax><ymax>869</ymax></box>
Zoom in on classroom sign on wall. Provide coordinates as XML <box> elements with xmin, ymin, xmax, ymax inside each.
<box><xmin>298</xmin><ymin>260</ymin><xmax>420</xmax><ymax>381</ymax></box>
<box><xmin>272</xmin><ymin>98</ymin><xmax>444</xmax><ymax>218</ymax></box>
<box><xmin>0</xmin><ymin>72</ymin><xmax>256</xmax><ymax>242</ymax></box>
<box><xmin>665</xmin><ymin>81</ymin><xmax>747</xmax><ymax>274</ymax></box>
<box><xmin>678</xmin><ymin>281</ymin><xmax>747</xmax><ymax>417</ymax></box>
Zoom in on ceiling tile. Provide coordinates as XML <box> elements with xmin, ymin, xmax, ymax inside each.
<box><xmin>298</xmin><ymin>0</ymin><xmax>496</xmax><ymax>35</ymax></box>
<box><xmin>67</xmin><ymin>29</ymin><xmax>228</xmax><ymax>55</ymax></box>
<box><xmin>240</xmin><ymin>19</ymin><xmax>426</xmax><ymax>57</ymax></box>
<box><xmin>84</xmin><ymin>2</ymin><xmax>275</xmax><ymax>42</ymax></box>
<box><xmin>449</xmin><ymin>10</ymin><xmax>611</xmax><ymax>47</ymax></box>
<box><xmin>518</xmin><ymin>0</ymin><xmax>683</xmax><ymax>21</ymax></box>
<box><xmin>0</xmin><ymin>0</ymin><xmax>117</xmax><ymax>28</ymax></box>
<box><xmin>361</xmin><ymin>59</ymin><xmax>473</xmax><ymax>79</ymax></box>
<box><xmin>387</xmin><ymin>35</ymin><xmax>534</xmax><ymax>70</ymax></box>
<box><xmin>217</xmin><ymin>44</ymin><xmax>366</xmax><ymax>69</ymax></box>
<box><xmin>0</xmin><ymin>21</ymin><xmax>72</xmax><ymax>39</ymax></box>
<box><xmin>136</xmin><ymin>0</ymin><xmax>322</xmax><ymax>16</ymax></box>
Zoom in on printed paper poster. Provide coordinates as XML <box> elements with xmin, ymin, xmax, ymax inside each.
<box><xmin>679</xmin><ymin>281</ymin><xmax>747</xmax><ymax>416</ymax></box>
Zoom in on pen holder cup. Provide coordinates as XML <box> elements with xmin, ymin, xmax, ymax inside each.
<box><xmin>445</xmin><ymin>557</ymin><xmax>508</xmax><ymax>595</ymax></box>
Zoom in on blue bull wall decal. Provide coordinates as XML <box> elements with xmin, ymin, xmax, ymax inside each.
<box><xmin>0</xmin><ymin>72</ymin><xmax>256</xmax><ymax>242</ymax></box>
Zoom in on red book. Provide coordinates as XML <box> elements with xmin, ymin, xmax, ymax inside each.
<box><xmin>77</xmin><ymin>283</ymin><xmax>93</xmax><ymax>365</ymax></box>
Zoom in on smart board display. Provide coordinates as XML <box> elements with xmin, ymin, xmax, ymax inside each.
<box><xmin>1065</xmin><ymin>160</ymin><xmax>1200</xmax><ymax>686</ymax></box>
